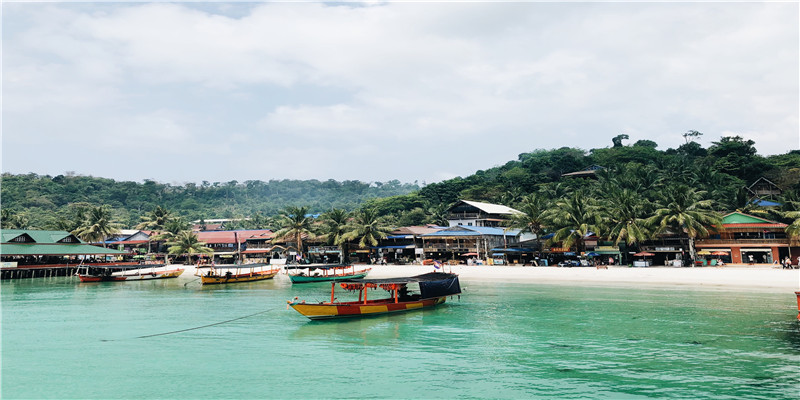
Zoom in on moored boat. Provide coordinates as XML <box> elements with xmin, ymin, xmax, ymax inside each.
<box><xmin>288</xmin><ymin>272</ymin><xmax>461</xmax><ymax>320</ymax></box>
<box><xmin>200</xmin><ymin>263</ymin><xmax>280</xmax><ymax>285</ymax></box>
<box><xmin>796</xmin><ymin>291</ymin><xmax>800</xmax><ymax>320</ymax></box>
<box><xmin>286</xmin><ymin>264</ymin><xmax>371</xmax><ymax>283</ymax></box>
<box><xmin>76</xmin><ymin>264</ymin><xmax>185</xmax><ymax>282</ymax></box>
<box><xmin>113</xmin><ymin>265</ymin><xmax>185</xmax><ymax>280</ymax></box>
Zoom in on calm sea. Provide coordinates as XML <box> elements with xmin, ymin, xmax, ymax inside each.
<box><xmin>2</xmin><ymin>274</ymin><xmax>799</xmax><ymax>399</ymax></box>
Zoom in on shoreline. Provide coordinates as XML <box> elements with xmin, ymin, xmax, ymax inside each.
<box><xmin>351</xmin><ymin>264</ymin><xmax>800</xmax><ymax>291</ymax></box>
<box><xmin>181</xmin><ymin>263</ymin><xmax>800</xmax><ymax>291</ymax></box>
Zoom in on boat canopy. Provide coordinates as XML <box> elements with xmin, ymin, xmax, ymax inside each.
<box><xmin>285</xmin><ymin>264</ymin><xmax>352</xmax><ymax>270</ymax></box>
<box><xmin>341</xmin><ymin>272</ymin><xmax>461</xmax><ymax>298</ymax></box>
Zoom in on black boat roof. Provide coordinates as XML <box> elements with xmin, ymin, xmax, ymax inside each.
<box><xmin>341</xmin><ymin>272</ymin><xmax>458</xmax><ymax>285</ymax></box>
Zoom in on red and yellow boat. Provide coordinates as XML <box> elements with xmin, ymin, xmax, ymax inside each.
<box><xmin>795</xmin><ymin>291</ymin><xmax>800</xmax><ymax>320</ymax></box>
<box><xmin>201</xmin><ymin>263</ymin><xmax>280</xmax><ymax>285</ymax></box>
<box><xmin>288</xmin><ymin>272</ymin><xmax>461</xmax><ymax>320</ymax></box>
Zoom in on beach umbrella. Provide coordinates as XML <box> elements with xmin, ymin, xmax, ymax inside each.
<box><xmin>697</xmin><ymin>250</ymin><xmax>712</xmax><ymax>256</ymax></box>
<box><xmin>711</xmin><ymin>251</ymin><xmax>728</xmax><ymax>256</ymax></box>
<box><xmin>586</xmin><ymin>252</ymin><xmax>600</xmax><ymax>257</ymax></box>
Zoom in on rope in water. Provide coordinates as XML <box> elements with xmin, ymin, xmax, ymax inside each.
<box><xmin>135</xmin><ymin>308</ymin><xmax>277</xmax><ymax>339</ymax></box>
<box><xmin>101</xmin><ymin>308</ymin><xmax>277</xmax><ymax>341</ymax></box>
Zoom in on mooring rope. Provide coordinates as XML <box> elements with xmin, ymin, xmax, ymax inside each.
<box><xmin>101</xmin><ymin>308</ymin><xmax>277</xmax><ymax>341</ymax></box>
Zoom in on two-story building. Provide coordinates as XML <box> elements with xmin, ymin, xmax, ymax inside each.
<box><xmin>419</xmin><ymin>225</ymin><xmax>520</xmax><ymax>263</ymax></box>
<box><xmin>447</xmin><ymin>200</ymin><xmax>521</xmax><ymax>228</ymax></box>
<box><xmin>695</xmin><ymin>212</ymin><xmax>789</xmax><ymax>264</ymax></box>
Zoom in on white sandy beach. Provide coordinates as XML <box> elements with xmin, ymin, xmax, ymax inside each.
<box><xmin>180</xmin><ymin>263</ymin><xmax>800</xmax><ymax>291</ymax></box>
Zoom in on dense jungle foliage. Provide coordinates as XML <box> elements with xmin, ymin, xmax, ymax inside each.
<box><xmin>2</xmin><ymin>135</ymin><xmax>800</xmax><ymax>234</ymax></box>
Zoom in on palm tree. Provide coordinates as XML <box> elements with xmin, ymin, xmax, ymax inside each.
<box><xmin>602</xmin><ymin>189</ymin><xmax>653</xmax><ymax>262</ymax></box>
<box><xmin>136</xmin><ymin>206</ymin><xmax>172</xmax><ymax>253</ymax></box>
<box><xmin>506</xmin><ymin>194</ymin><xmax>548</xmax><ymax>253</ymax></box>
<box><xmin>150</xmin><ymin>217</ymin><xmax>191</xmax><ymax>243</ymax></box>
<box><xmin>426</xmin><ymin>202</ymin><xmax>450</xmax><ymax>226</ymax></box>
<box><xmin>274</xmin><ymin>206</ymin><xmax>316</xmax><ymax>259</ymax></box>
<box><xmin>785</xmin><ymin>210</ymin><xmax>800</xmax><ymax>240</ymax></box>
<box><xmin>648</xmin><ymin>185</ymin><xmax>722</xmax><ymax>264</ymax></box>
<box><xmin>545</xmin><ymin>191</ymin><xmax>600</xmax><ymax>254</ymax></box>
<box><xmin>342</xmin><ymin>208</ymin><xmax>393</xmax><ymax>252</ymax></box>
<box><xmin>72</xmin><ymin>206</ymin><xmax>121</xmax><ymax>247</ymax></box>
<box><xmin>166</xmin><ymin>231</ymin><xmax>213</xmax><ymax>265</ymax></box>
<box><xmin>321</xmin><ymin>208</ymin><xmax>351</xmax><ymax>263</ymax></box>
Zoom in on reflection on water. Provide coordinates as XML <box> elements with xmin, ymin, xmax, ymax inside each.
<box><xmin>2</xmin><ymin>277</ymin><xmax>799</xmax><ymax>399</ymax></box>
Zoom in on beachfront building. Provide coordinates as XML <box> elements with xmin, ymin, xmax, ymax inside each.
<box><xmin>1</xmin><ymin>229</ymin><xmax>129</xmax><ymax>279</ymax></box>
<box><xmin>695</xmin><ymin>212</ymin><xmax>790</xmax><ymax>265</ymax></box>
<box><xmin>196</xmin><ymin>229</ymin><xmax>273</xmax><ymax>264</ymax></box>
<box><xmin>447</xmin><ymin>200</ymin><xmax>522</xmax><ymax>228</ymax></box>
<box><xmin>373</xmin><ymin>225</ymin><xmax>445</xmax><ymax>264</ymax></box>
<box><xmin>420</xmin><ymin>226</ymin><xmax>520</xmax><ymax>264</ymax></box>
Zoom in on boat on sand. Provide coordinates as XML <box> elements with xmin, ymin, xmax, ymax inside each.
<box><xmin>288</xmin><ymin>272</ymin><xmax>461</xmax><ymax>320</ymax></box>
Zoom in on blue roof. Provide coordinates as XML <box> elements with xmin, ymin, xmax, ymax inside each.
<box><xmin>490</xmin><ymin>248</ymin><xmax>535</xmax><ymax>253</ymax></box>
<box><xmin>421</xmin><ymin>226</ymin><xmax>518</xmax><ymax>237</ymax></box>
<box><xmin>753</xmin><ymin>199</ymin><xmax>781</xmax><ymax>207</ymax></box>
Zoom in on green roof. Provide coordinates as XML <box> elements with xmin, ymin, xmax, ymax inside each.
<box><xmin>1</xmin><ymin>243</ymin><xmax>128</xmax><ymax>256</ymax></box>
<box><xmin>721</xmin><ymin>212</ymin><xmax>775</xmax><ymax>225</ymax></box>
<box><xmin>1</xmin><ymin>229</ymin><xmax>83</xmax><ymax>244</ymax></box>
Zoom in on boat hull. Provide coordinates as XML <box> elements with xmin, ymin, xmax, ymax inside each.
<box><xmin>289</xmin><ymin>270</ymin><xmax>370</xmax><ymax>284</ymax></box>
<box><xmin>118</xmin><ymin>268</ymin><xmax>185</xmax><ymax>280</ymax></box>
<box><xmin>78</xmin><ymin>275</ymin><xmax>128</xmax><ymax>282</ymax></box>
<box><xmin>201</xmin><ymin>270</ymin><xmax>279</xmax><ymax>285</ymax></box>
<box><xmin>290</xmin><ymin>297</ymin><xmax>447</xmax><ymax>320</ymax></box>
<box><xmin>796</xmin><ymin>291</ymin><xmax>800</xmax><ymax>320</ymax></box>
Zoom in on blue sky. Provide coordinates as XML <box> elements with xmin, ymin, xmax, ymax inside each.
<box><xmin>3</xmin><ymin>1</ymin><xmax>798</xmax><ymax>185</ymax></box>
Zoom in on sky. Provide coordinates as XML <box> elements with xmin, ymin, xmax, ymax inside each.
<box><xmin>3</xmin><ymin>1</ymin><xmax>798</xmax><ymax>186</ymax></box>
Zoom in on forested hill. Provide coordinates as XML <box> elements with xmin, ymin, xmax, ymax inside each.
<box><xmin>2</xmin><ymin>135</ymin><xmax>800</xmax><ymax>231</ymax></box>
<box><xmin>0</xmin><ymin>174</ymin><xmax>419</xmax><ymax>228</ymax></box>
<box><xmin>410</xmin><ymin>136</ymin><xmax>800</xmax><ymax>211</ymax></box>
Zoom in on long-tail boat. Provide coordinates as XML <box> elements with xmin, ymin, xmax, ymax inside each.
<box><xmin>795</xmin><ymin>291</ymin><xmax>800</xmax><ymax>320</ymax></box>
<box><xmin>200</xmin><ymin>263</ymin><xmax>280</xmax><ymax>285</ymax></box>
<box><xmin>288</xmin><ymin>272</ymin><xmax>461</xmax><ymax>320</ymax></box>
<box><xmin>76</xmin><ymin>264</ymin><xmax>184</xmax><ymax>282</ymax></box>
<box><xmin>286</xmin><ymin>264</ymin><xmax>371</xmax><ymax>284</ymax></box>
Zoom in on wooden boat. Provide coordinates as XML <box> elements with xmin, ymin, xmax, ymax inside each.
<box><xmin>288</xmin><ymin>272</ymin><xmax>461</xmax><ymax>320</ymax></box>
<box><xmin>286</xmin><ymin>264</ymin><xmax>371</xmax><ymax>283</ymax></box>
<box><xmin>796</xmin><ymin>291</ymin><xmax>800</xmax><ymax>320</ymax></box>
<box><xmin>76</xmin><ymin>264</ymin><xmax>184</xmax><ymax>282</ymax></box>
<box><xmin>201</xmin><ymin>263</ymin><xmax>280</xmax><ymax>285</ymax></box>
<box><xmin>113</xmin><ymin>265</ymin><xmax>185</xmax><ymax>280</ymax></box>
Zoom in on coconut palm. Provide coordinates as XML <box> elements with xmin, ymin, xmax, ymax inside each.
<box><xmin>321</xmin><ymin>208</ymin><xmax>351</xmax><ymax>262</ymax></box>
<box><xmin>166</xmin><ymin>231</ymin><xmax>213</xmax><ymax>264</ymax></box>
<box><xmin>426</xmin><ymin>202</ymin><xmax>450</xmax><ymax>226</ymax></box>
<box><xmin>342</xmin><ymin>207</ymin><xmax>393</xmax><ymax>250</ymax></box>
<box><xmin>648</xmin><ymin>185</ymin><xmax>721</xmax><ymax>262</ymax></box>
<box><xmin>150</xmin><ymin>217</ymin><xmax>191</xmax><ymax>243</ymax></box>
<box><xmin>72</xmin><ymin>206</ymin><xmax>120</xmax><ymax>247</ymax></box>
<box><xmin>785</xmin><ymin>210</ymin><xmax>800</xmax><ymax>239</ymax></box>
<box><xmin>603</xmin><ymin>189</ymin><xmax>653</xmax><ymax>247</ymax></box>
<box><xmin>274</xmin><ymin>206</ymin><xmax>316</xmax><ymax>258</ymax></box>
<box><xmin>506</xmin><ymin>194</ymin><xmax>548</xmax><ymax>253</ymax></box>
<box><xmin>136</xmin><ymin>206</ymin><xmax>173</xmax><ymax>253</ymax></box>
<box><xmin>545</xmin><ymin>191</ymin><xmax>600</xmax><ymax>253</ymax></box>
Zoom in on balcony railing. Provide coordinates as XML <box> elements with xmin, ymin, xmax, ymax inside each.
<box><xmin>696</xmin><ymin>238</ymin><xmax>789</xmax><ymax>245</ymax></box>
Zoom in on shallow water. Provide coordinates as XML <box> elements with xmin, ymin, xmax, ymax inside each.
<box><xmin>2</xmin><ymin>275</ymin><xmax>799</xmax><ymax>399</ymax></box>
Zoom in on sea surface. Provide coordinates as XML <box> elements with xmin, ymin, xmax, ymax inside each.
<box><xmin>2</xmin><ymin>273</ymin><xmax>799</xmax><ymax>399</ymax></box>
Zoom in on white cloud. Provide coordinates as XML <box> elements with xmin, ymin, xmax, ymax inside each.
<box><xmin>2</xmin><ymin>2</ymin><xmax>797</xmax><ymax>183</ymax></box>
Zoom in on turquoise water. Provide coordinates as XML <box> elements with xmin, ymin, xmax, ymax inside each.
<box><xmin>2</xmin><ymin>275</ymin><xmax>799</xmax><ymax>399</ymax></box>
